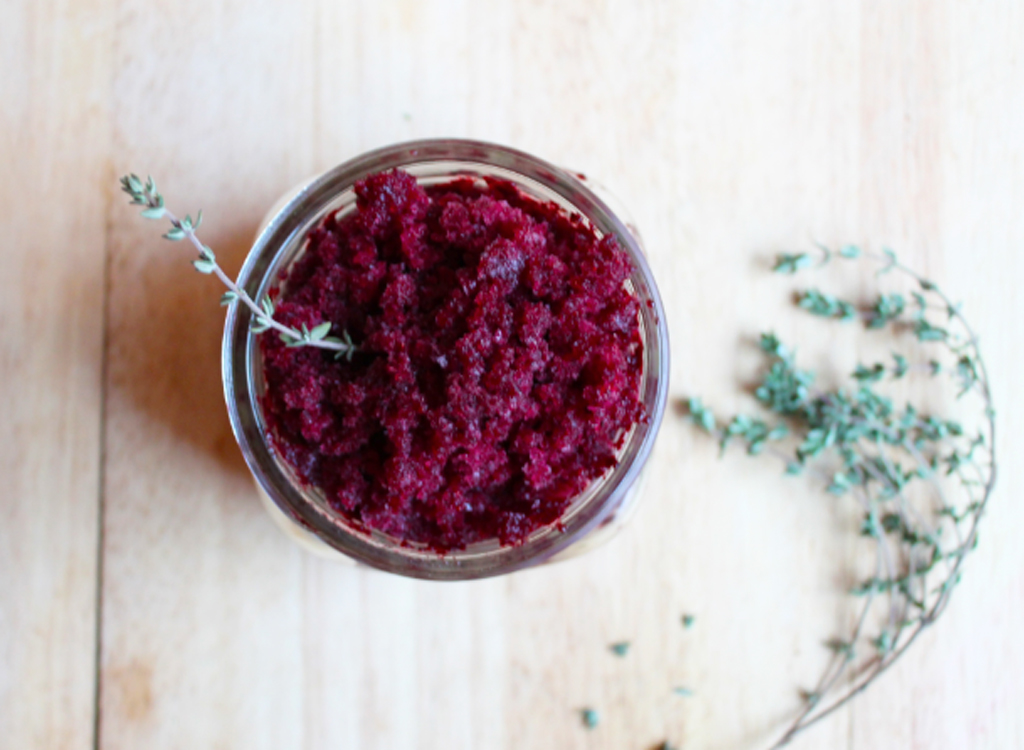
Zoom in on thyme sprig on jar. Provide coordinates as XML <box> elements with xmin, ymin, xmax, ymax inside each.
<box><xmin>119</xmin><ymin>174</ymin><xmax>356</xmax><ymax>359</ymax></box>
<box><xmin>687</xmin><ymin>245</ymin><xmax>995</xmax><ymax>748</ymax></box>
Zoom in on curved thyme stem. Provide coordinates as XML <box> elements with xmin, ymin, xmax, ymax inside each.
<box><xmin>119</xmin><ymin>173</ymin><xmax>357</xmax><ymax>359</ymax></box>
<box><xmin>774</xmin><ymin>538</ymin><xmax>883</xmax><ymax>748</ymax></box>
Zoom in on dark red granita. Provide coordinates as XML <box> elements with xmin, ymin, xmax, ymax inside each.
<box><xmin>259</xmin><ymin>168</ymin><xmax>644</xmax><ymax>551</ymax></box>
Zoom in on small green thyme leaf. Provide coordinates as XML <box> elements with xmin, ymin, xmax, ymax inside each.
<box><xmin>609</xmin><ymin>641</ymin><xmax>630</xmax><ymax>657</ymax></box>
<box><xmin>860</xmin><ymin>511</ymin><xmax>881</xmax><ymax>539</ymax></box>
<box><xmin>580</xmin><ymin>709</ymin><xmax>599</xmax><ymax>729</ymax></box>
<box><xmin>309</xmin><ymin>321</ymin><xmax>332</xmax><ymax>341</ymax></box>
<box><xmin>801</xmin><ymin>690</ymin><xmax>821</xmax><ymax>706</ymax></box>
<box><xmin>773</xmin><ymin>253</ymin><xmax>813</xmax><ymax>274</ymax></box>
<box><xmin>853</xmin><ymin>363</ymin><xmax>886</xmax><ymax>383</ymax></box>
<box><xmin>873</xmin><ymin>630</ymin><xmax>894</xmax><ymax>655</ymax></box>
<box><xmin>827</xmin><ymin>472</ymin><xmax>851</xmax><ymax>495</ymax></box>
<box><xmin>915</xmin><ymin>319</ymin><xmax>948</xmax><ymax>342</ymax></box>
<box><xmin>672</xmin><ymin>687</ymin><xmax>694</xmax><ymax>697</ymax></box>
<box><xmin>797</xmin><ymin>289</ymin><xmax>857</xmax><ymax>322</ymax></box>
<box><xmin>826</xmin><ymin>639</ymin><xmax>855</xmax><ymax>661</ymax></box>
<box><xmin>722</xmin><ymin>414</ymin><xmax>776</xmax><ymax>454</ymax></box>
<box><xmin>681</xmin><ymin>614</ymin><xmax>696</xmax><ymax>629</ymax></box>
<box><xmin>892</xmin><ymin>353</ymin><xmax>909</xmax><ymax>378</ymax></box>
<box><xmin>867</xmin><ymin>294</ymin><xmax>905</xmax><ymax>329</ymax></box>
<box><xmin>759</xmin><ymin>332</ymin><xmax>788</xmax><ymax>359</ymax></box>
<box><xmin>192</xmin><ymin>258</ymin><xmax>215</xmax><ymax>274</ymax></box>
<box><xmin>839</xmin><ymin>244</ymin><xmax>861</xmax><ymax>259</ymax></box>
<box><xmin>687</xmin><ymin>398</ymin><xmax>716</xmax><ymax>432</ymax></box>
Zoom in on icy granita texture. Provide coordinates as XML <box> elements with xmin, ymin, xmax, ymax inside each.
<box><xmin>260</xmin><ymin>168</ymin><xmax>644</xmax><ymax>551</ymax></box>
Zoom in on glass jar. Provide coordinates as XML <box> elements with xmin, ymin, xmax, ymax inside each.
<box><xmin>222</xmin><ymin>139</ymin><xmax>670</xmax><ymax>580</ymax></box>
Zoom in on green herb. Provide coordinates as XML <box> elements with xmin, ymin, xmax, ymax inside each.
<box><xmin>681</xmin><ymin>614</ymin><xmax>696</xmax><ymax>629</ymax></box>
<box><xmin>866</xmin><ymin>293</ymin><xmax>905</xmax><ymax>328</ymax></box>
<box><xmin>610</xmin><ymin>641</ymin><xmax>631</xmax><ymax>657</ymax></box>
<box><xmin>688</xmin><ymin>245</ymin><xmax>996</xmax><ymax>749</ymax></box>
<box><xmin>797</xmin><ymin>288</ymin><xmax>857</xmax><ymax>322</ymax></box>
<box><xmin>773</xmin><ymin>253</ymin><xmax>814</xmax><ymax>274</ymax></box>
<box><xmin>892</xmin><ymin>353</ymin><xmax>909</xmax><ymax>379</ymax></box>
<box><xmin>580</xmin><ymin>708</ymin><xmax>600</xmax><ymax>729</ymax></box>
<box><xmin>687</xmin><ymin>398</ymin><xmax>716</xmax><ymax>432</ymax></box>
<box><xmin>672</xmin><ymin>686</ymin><xmax>694</xmax><ymax>697</ymax></box>
<box><xmin>119</xmin><ymin>174</ymin><xmax>357</xmax><ymax>360</ymax></box>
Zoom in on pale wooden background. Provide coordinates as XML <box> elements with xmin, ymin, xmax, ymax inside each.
<box><xmin>2</xmin><ymin>1</ymin><xmax>1023</xmax><ymax>749</ymax></box>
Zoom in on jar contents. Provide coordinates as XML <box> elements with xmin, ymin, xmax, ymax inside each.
<box><xmin>260</xmin><ymin>169</ymin><xmax>644</xmax><ymax>551</ymax></box>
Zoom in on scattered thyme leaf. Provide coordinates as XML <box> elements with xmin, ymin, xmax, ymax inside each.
<box><xmin>687</xmin><ymin>397</ymin><xmax>716</xmax><ymax>432</ymax></box>
<box><xmin>801</xmin><ymin>690</ymin><xmax>821</xmax><ymax>707</ymax></box>
<box><xmin>773</xmin><ymin>253</ymin><xmax>814</xmax><ymax>274</ymax></box>
<box><xmin>580</xmin><ymin>709</ymin><xmax>599</xmax><ymax>729</ymax></box>
<box><xmin>914</xmin><ymin>318</ymin><xmax>948</xmax><ymax>342</ymax></box>
<box><xmin>797</xmin><ymin>288</ymin><xmax>857</xmax><ymax>321</ymax></box>
<box><xmin>866</xmin><ymin>293</ymin><xmax>905</xmax><ymax>328</ymax></box>
<box><xmin>872</xmin><ymin>630</ymin><xmax>893</xmax><ymax>655</ymax></box>
<box><xmin>852</xmin><ymin>363</ymin><xmax>886</xmax><ymax>383</ymax></box>
<box><xmin>609</xmin><ymin>641</ymin><xmax>631</xmax><ymax>657</ymax></box>
<box><xmin>892</xmin><ymin>353</ymin><xmax>909</xmax><ymax>379</ymax></box>
<box><xmin>681</xmin><ymin>614</ymin><xmax>696</xmax><ymax>629</ymax></box>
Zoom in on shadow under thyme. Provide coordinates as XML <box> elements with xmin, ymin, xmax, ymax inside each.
<box><xmin>107</xmin><ymin>222</ymin><xmax>258</xmax><ymax>487</ymax></box>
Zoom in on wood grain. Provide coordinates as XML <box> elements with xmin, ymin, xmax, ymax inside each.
<box><xmin>2</xmin><ymin>1</ymin><xmax>1023</xmax><ymax>749</ymax></box>
<box><xmin>0</xmin><ymin>0</ymin><xmax>112</xmax><ymax>748</ymax></box>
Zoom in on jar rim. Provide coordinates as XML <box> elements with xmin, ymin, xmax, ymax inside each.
<box><xmin>222</xmin><ymin>139</ymin><xmax>670</xmax><ymax>579</ymax></box>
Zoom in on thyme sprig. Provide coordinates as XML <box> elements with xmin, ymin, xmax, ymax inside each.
<box><xmin>119</xmin><ymin>174</ymin><xmax>356</xmax><ymax>359</ymax></box>
<box><xmin>691</xmin><ymin>246</ymin><xmax>995</xmax><ymax>748</ymax></box>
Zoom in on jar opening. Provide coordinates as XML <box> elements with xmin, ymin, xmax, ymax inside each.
<box><xmin>223</xmin><ymin>140</ymin><xmax>670</xmax><ymax>579</ymax></box>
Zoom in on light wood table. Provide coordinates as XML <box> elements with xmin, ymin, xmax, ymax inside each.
<box><xmin>3</xmin><ymin>2</ymin><xmax>1022</xmax><ymax>748</ymax></box>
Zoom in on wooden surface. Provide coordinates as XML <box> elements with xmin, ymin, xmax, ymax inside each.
<box><xmin>2</xmin><ymin>1</ymin><xmax>1023</xmax><ymax>748</ymax></box>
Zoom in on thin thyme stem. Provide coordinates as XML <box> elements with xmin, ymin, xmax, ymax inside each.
<box><xmin>119</xmin><ymin>173</ymin><xmax>357</xmax><ymax>359</ymax></box>
<box><xmin>160</xmin><ymin>208</ymin><xmax>301</xmax><ymax>342</ymax></box>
